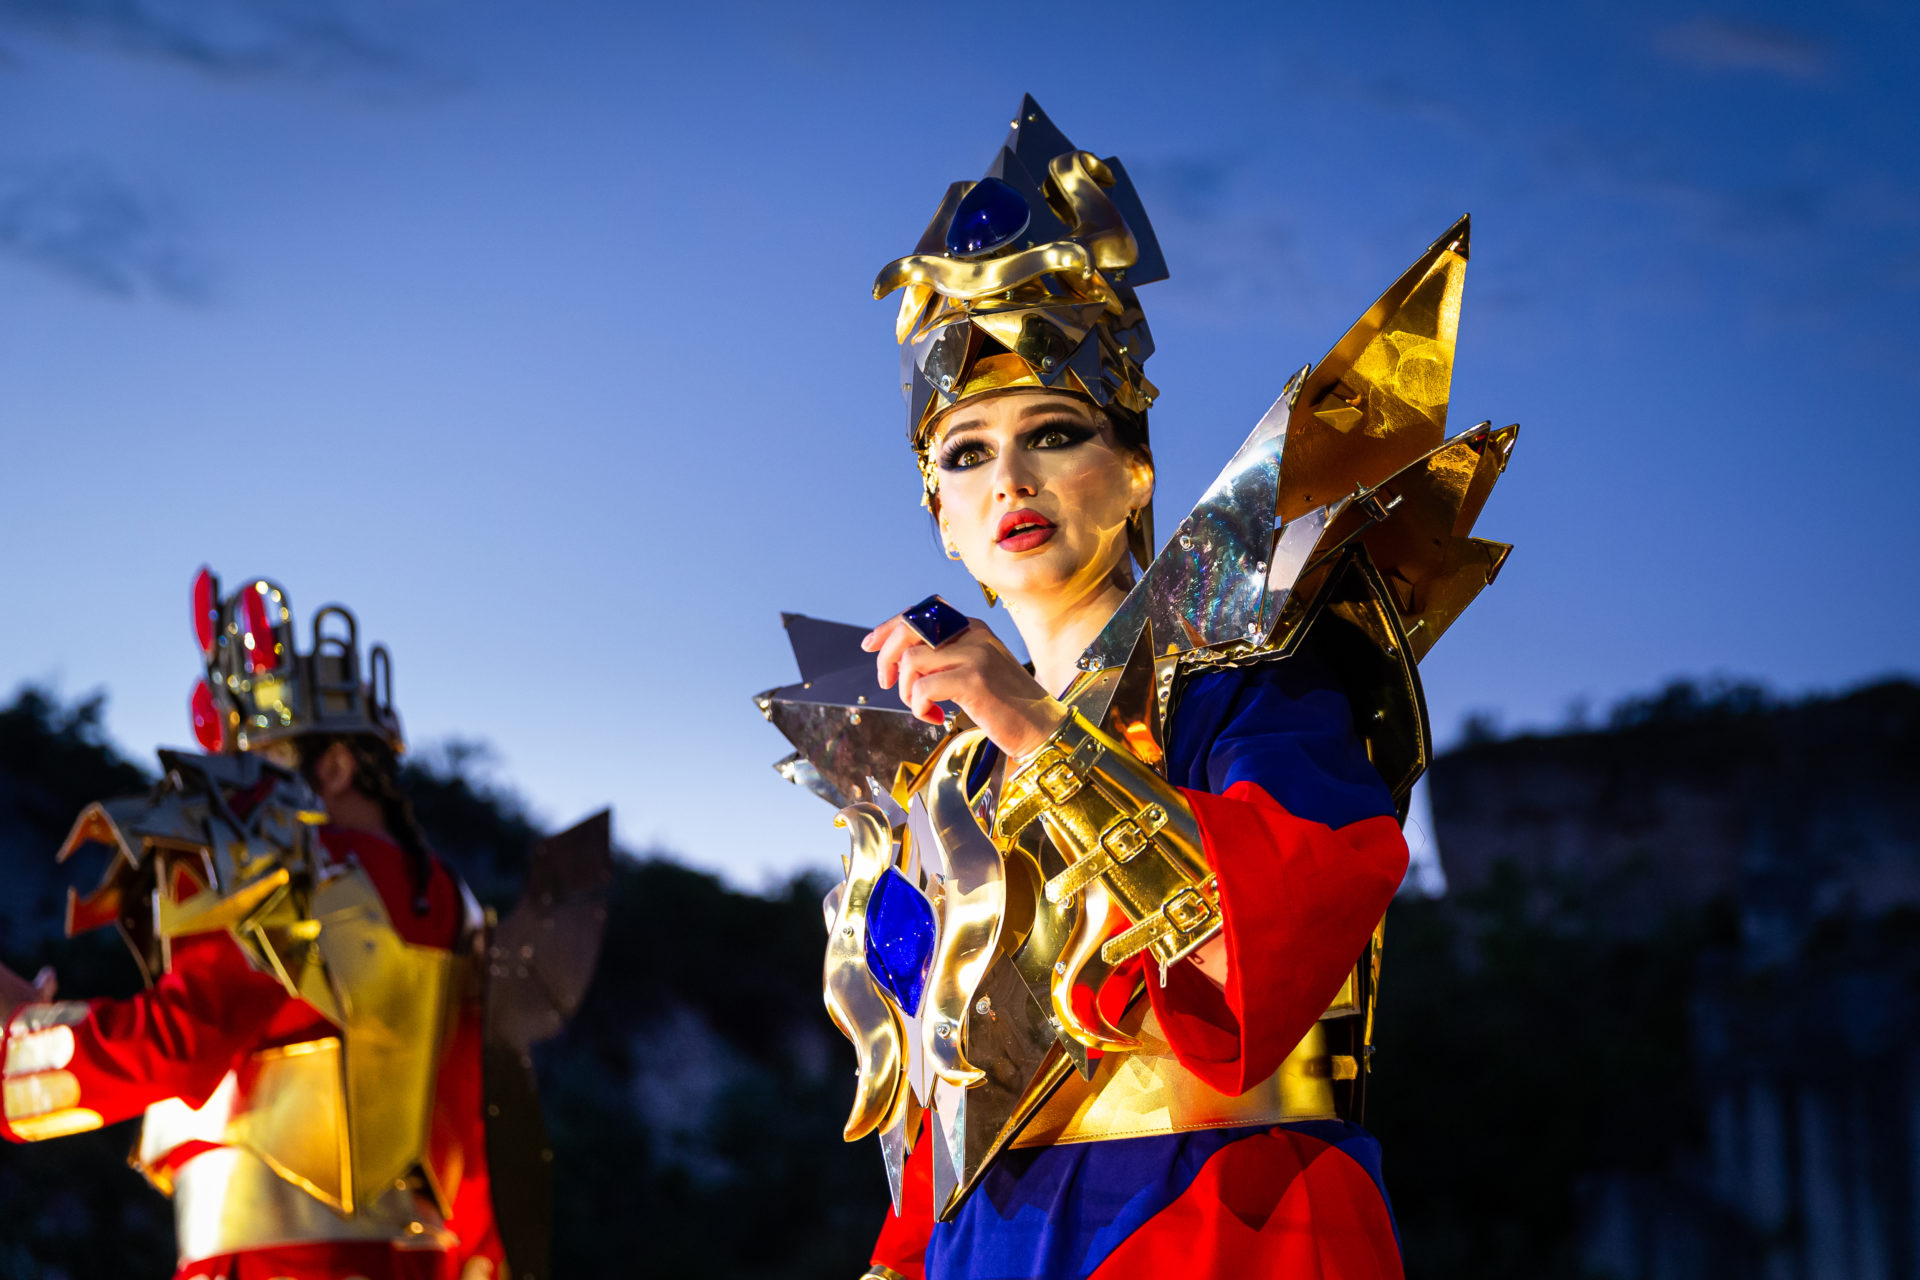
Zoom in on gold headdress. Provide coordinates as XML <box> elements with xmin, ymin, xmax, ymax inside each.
<box><xmin>875</xmin><ymin>95</ymin><xmax>1167</xmax><ymax>564</ymax></box>
<box><xmin>188</xmin><ymin>566</ymin><xmax>404</xmax><ymax>756</ymax></box>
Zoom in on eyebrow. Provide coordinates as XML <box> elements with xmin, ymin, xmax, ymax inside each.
<box><xmin>935</xmin><ymin>397</ymin><xmax>1093</xmax><ymax>443</ymax></box>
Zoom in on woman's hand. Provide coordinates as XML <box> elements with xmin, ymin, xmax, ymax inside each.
<box><xmin>0</xmin><ymin>961</ymin><xmax>57</xmax><ymax>1024</ymax></box>
<box><xmin>863</xmin><ymin>602</ymin><xmax>1069</xmax><ymax>758</ymax></box>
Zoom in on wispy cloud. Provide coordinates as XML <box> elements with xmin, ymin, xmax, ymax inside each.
<box><xmin>0</xmin><ymin>159</ymin><xmax>207</xmax><ymax>301</ymax></box>
<box><xmin>1653</xmin><ymin>18</ymin><xmax>1829</xmax><ymax>82</ymax></box>
<box><xmin>0</xmin><ymin>0</ymin><xmax>414</xmax><ymax>83</ymax></box>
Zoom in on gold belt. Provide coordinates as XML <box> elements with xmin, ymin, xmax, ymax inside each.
<box><xmin>1012</xmin><ymin>1006</ymin><xmax>1349</xmax><ymax>1148</ymax></box>
<box><xmin>172</xmin><ymin>1147</ymin><xmax>455</xmax><ymax>1266</ymax></box>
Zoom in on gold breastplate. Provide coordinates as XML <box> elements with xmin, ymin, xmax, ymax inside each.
<box><xmin>137</xmin><ymin>865</ymin><xmax>470</xmax><ymax>1225</ymax></box>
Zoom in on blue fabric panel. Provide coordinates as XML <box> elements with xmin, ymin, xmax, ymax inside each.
<box><xmin>926</xmin><ymin>1122</ymin><xmax>1395</xmax><ymax>1279</ymax></box>
<box><xmin>927</xmin><ymin>1125</ymin><xmax>1270</xmax><ymax>1280</ymax></box>
<box><xmin>1164</xmin><ymin>656</ymin><xmax>1394</xmax><ymax>830</ymax></box>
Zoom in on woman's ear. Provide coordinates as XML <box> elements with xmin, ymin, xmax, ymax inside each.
<box><xmin>312</xmin><ymin>741</ymin><xmax>359</xmax><ymax>805</ymax></box>
<box><xmin>1128</xmin><ymin>453</ymin><xmax>1156</xmax><ymax>513</ymax></box>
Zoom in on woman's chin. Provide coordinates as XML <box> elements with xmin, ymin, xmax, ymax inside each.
<box><xmin>980</xmin><ymin>552</ymin><xmax>1094</xmax><ymax>604</ymax></box>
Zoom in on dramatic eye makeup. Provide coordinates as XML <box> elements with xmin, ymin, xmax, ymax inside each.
<box><xmin>937</xmin><ymin>434</ymin><xmax>990</xmax><ymax>471</ymax></box>
<box><xmin>936</xmin><ymin>418</ymin><xmax>1099</xmax><ymax>472</ymax></box>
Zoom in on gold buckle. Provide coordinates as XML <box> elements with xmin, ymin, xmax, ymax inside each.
<box><xmin>1099</xmin><ymin>818</ymin><xmax>1147</xmax><ymax>862</ymax></box>
<box><xmin>1037</xmin><ymin>761</ymin><xmax>1082</xmax><ymax>804</ymax></box>
<box><xmin>1163</xmin><ymin>888</ymin><xmax>1211</xmax><ymax>933</ymax></box>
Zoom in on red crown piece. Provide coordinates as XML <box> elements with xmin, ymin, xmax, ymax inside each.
<box><xmin>192</xmin><ymin>567</ymin><xmax>218</xmax><ymax>656</ymax></box>
<box><xmin>190</xmin><ymin>679</ymin><xmax>226</xmax><ymax>753</ymax></box>
<box><xmin>241</xmin><ymin>582</ymin><xmax>280</xmax><ymax>674</ymax></box>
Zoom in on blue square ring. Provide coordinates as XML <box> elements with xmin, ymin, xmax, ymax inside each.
<box><xmin>902</xmin><ymin>595</ymin><xmax>970</xmax><ymax>649</ymax></box>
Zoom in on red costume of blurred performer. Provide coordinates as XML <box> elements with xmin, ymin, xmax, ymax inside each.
<box><xmin>0</xmin><ymin>571</ymin><xmax>514</xmax><ymax>1279</ymax></box>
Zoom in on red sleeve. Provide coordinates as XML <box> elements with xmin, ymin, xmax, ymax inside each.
<box><xmin>868</xmin><ymin>1112</ymin><xmax>933</xmax><ymax>1279</ymax></box>
<box><xmin>2</xmin><ymin>931</ymin><xmax>301</xmax><ymax>1142</ymax></box>
<box><xmin>1144</xmin><ymin>780</ymin><xmax>1407</xmax><ymax>1097</ymax></box>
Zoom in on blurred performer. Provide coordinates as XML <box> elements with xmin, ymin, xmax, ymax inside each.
<box><xmin>757</xmin><ymin>97</ymin><xmax>1518</xmax><ymax>1279</ymax></box>
<box><xmin>0</xmin><ymin>571</ymin><xmax>607</xmax><ymax>1280</ymax></box>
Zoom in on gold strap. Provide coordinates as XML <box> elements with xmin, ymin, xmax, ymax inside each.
<box><xmin>996</xmin><ymin>709</ymin><xmax>1222</xmax><ymax>973</ymax></box>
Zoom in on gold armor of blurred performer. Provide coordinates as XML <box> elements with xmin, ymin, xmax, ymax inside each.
<box><xmin>43</xmin><ymin>569</ymin><xmax>483</xmax><ymax>1246</ymax></box>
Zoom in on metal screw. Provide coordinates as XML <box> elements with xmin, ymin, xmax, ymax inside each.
<box><xmin>850</xmin><ymin>711</ymin><xmax>862</xmax><ymax>725</ymax></box>
<box><xmin>939</xmin><ymin>374</ymin><xmax>953</xmax><ymax>390</ymax></box>
<box><xmin>1179</xmin><ymin>533</ymin><xmax>1193</xmax><ymax>549</ymax></box>
<box><xmin>1054</xmin><ymin>961</ymin><xmax>1067</xmax><ymax>975</ymax></box>
<box><xmin>975</xmin><ymin>997</ymin><xmax>992</xmax><ymax>1015</ymax></box>
<box><xmin>936</xmin><ymin>1022</ymin><xmax>953</xmax><ymax>1039</ymax></box>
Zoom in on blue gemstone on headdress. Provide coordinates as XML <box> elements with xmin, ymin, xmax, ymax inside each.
<box><xmin>945</xmin><ymin>177</ymin><xmax>1031</xmax><ymax>259</ymax></box>
<box><xmin>865</xmin><ymin>867</ymin><xmax>937</xmax><ymax>1017</ymax></box>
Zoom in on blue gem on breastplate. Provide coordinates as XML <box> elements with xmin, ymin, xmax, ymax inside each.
<box><xmin>945</xmin><ymin>177</ymin><xmax>1031</xmax><ymax>260</ymax></box>
<box><xmin>865</xmin><ymin>867</ymin><xmax>937</xmax><ymax>1017</ymax></box>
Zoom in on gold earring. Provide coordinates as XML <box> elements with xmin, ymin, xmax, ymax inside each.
<box><xmin>945</xmin><ymin>540</ymin><xmax>961</xmax><ymax>560</ymax></box>
<box><xmin>979</xmin><ymin>582</ymin><xmax>998</xmax><ymax>607</ymax></box>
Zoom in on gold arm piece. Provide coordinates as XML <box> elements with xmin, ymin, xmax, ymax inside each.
<box><xmin>995</xmin><ymin>710</ymin><xmax>1221</xmax><ymax>978</ymax></box>
<box><xmin>823</xmin><ymin>804</ymin><xmax>909</xmax><ymax>1142</ymax></box>
<box><xmin>1</xmin><ymin>1001</ymin><xmax>100</xmax><ymax>1141</ymax></box>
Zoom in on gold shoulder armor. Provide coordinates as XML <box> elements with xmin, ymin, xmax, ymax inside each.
<box><xmin>57</xmin><ymin>749</ymin><xmax>326</xmax><ymax>986</ymax></box>
<box><xmin>1075</xmin><ymin>214</ymin><xmax>1517</xmax><ymax>812</ymax></box>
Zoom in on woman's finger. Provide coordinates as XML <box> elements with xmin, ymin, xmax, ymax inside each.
<box><xmin>906</xmin><ymin>667</ymin><xmax>962</xmax><ymax>725</ymax></box>
<box><xmin>861</xmin><ymin>613</ymin><xmax>909</xmax><ymax>653</ymax></box>
<box><xmin>895</xmin><ymin>644</ymin><xmax>958</xmax><ymax>713</ymax></box>
<box><xmin>909</xmin><ymin>667</ymin><xmax>979</xmax><ymax>725</ymax></box>
<box><xmin>874</xmin><ymin>618</ymin><xmax>928</xmax><ymax>690</ymax></box>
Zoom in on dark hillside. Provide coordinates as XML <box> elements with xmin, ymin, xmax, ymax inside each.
<box><xmin>1</xmin><ymin>678</ymin><xmax>1917</xmax><ymax>1278</ymax></box>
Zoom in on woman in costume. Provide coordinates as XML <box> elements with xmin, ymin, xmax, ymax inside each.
<box><xmin>0</xmin><ymin>571</ymin><xmax>506</xmax><ymax>1280</ymax></box>
<box><xmin>758</xmin><ymin>96</ymin><xmax>1517</xmax><ymax>1280</ymax></box>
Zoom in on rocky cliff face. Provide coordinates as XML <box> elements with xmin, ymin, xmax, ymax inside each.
<box><xmin>1433</xmin><ymin>680</ymin><xmax>1920</xmax><ymax>932</ymax></box>
<box><xmin>1407</xmin><ymin>679</ymin><xmax>1920</xmax><ymax>1280</ymax></box>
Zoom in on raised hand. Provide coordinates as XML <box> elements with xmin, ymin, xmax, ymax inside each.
<box><xmin>863</xmin><ymin>600</ymin><xmax>1068</xmax><ymax>759</ymax></box>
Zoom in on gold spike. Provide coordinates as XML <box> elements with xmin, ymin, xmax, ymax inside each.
<box><xmin>1281</xmin><ymin>214</ymin><xmax>1471</xmax><ymax>524</ymax></box>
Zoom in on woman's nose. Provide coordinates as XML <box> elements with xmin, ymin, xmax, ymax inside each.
<box><xmin>992</xmin><ymin>449</ymin><xmax>1039</xmax><ymax>500</ymax></box>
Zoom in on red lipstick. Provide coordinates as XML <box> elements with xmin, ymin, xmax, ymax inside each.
<box><xmin>996</xmin><ymin>508</ymin><xmax>1056</xmax><ymax>553</ymax></box>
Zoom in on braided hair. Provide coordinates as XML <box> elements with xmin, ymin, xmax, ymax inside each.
<box><xmin>293</xmin><ymin>733</ymin><xmax>436</xmax><ymax>915</ymax></box>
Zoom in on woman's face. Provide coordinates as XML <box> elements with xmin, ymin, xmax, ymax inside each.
<box><xmin>929</xmin><ymin>390</ymin><xmax>1152</xmax><ymax>608</ymax></box>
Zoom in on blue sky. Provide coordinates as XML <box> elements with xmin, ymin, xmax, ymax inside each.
<box><xmin>1</xmin><ymin>0</ymin><xmax>1914</xmax><ymax>884</ymax></box>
